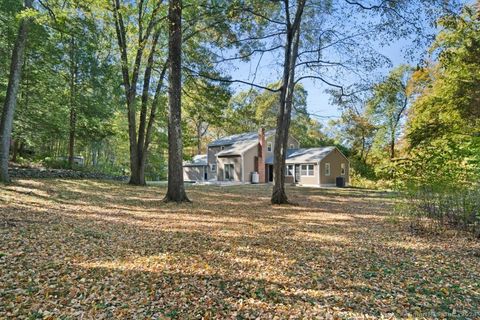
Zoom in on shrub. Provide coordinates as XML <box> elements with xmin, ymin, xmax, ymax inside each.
<box><xmin>399</xmin><ymin>186</ymin><xmax>480</xmax><ymax>238</ymax></box>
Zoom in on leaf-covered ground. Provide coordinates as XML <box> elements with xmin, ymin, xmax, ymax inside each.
<box><xmin>1</xmin><ymin>180</ymin><xmax>479</xmax><ymax>319</ymax></box>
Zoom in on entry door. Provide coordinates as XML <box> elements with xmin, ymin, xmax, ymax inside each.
<box><xmin>224</xmin><ymin>164</ymin><xmax>234</xmax><ymax>181</ymax></box>
<box><xmin>294</xmin><ymin>165</ymin><xmax>300</xmax><ymax>183</ymax></box>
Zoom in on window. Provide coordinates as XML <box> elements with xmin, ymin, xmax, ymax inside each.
<box><xmin>341</xmin><ymin>163</ymin><xmax>346</xmax><ymax>176</ymax></box>
<box><xmin>285</xmin><ymin>164</ymin><xmax>294</xmax><ymax>176</ymax></box>
<box><xmin>289</xmin><ymin>143</ymin><xmax>294</xmax><ymax>149</ymax></box>
<box><xmin>211</xmin><ymin>164</ymin><xmax>216</xmax><ymax>172</ymax></box>
<box><xmin>325</xmin><ymin>163</ymin><xmax>331</xmax><ymax>176</ymax></box>
<box><xmin>221</xmin><ymin>146</ymin><xmax>225</xmax><ymax>150</ymax></box>
<box><xmin>267</xmin><ymin>142</ymin><xmax>272</xmax><ymax>152</ymax></box>
<box><xmin>300</xmin><ymin>164</ymin><xmax>314</xmax><ymax>176</ymax></box>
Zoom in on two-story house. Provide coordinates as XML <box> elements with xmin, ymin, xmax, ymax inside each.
<box><xmin>183</xmin><ymin>128</ymin><xmax>349</xmax><ymax>187</ymax></box>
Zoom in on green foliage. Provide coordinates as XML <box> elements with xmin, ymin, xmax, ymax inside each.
<box><xmin>400</xmin><ymin>4</ymin><xmax>480</xmax><ymax>191</ymax></box>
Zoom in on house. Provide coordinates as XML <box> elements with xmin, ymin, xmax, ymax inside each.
<box><xmin>183</xmin><ymin>128</ymin><xmax>349</xmax><ymax>187</ymax></box>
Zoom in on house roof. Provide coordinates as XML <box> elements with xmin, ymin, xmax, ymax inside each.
<box><xmin>208</xmin><ymin>129</ymin><xmax>275</xmax><ymax>147</ymax></box>
<box><xmin>183</xmin><ymin>154</ymin><xmax>208</xmax><ymax>167</ymax></box>
<box><xmin>265</xmin><ymin>147</ymin><xmax>336</xmax><ymax>164</ymax></box>
<box><xmin>216</xmin><ymin>140</ymin><xmax>257</xmax><ymax>157</ymax></box>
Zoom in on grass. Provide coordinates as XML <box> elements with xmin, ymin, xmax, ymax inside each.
<box><xmin>1</xmin><ymin>179</ymin><xmax>479</xmax><ymax>319</ymax></box>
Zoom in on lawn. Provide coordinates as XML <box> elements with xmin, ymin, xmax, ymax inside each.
<box><xmin>1</xmin><ymin>180</ymin><xmax>479</xmax><ymax>319</ymax></box>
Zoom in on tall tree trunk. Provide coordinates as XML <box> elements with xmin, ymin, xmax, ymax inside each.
<box><xmin>112</xmin><ymin>0</ymin><xmax>163</xmax><ymax>186</ymax></box>
<box><xmin>68</xmin><ymin>36</ymin><xmax>77</xmax><ymax>168</ymax></box>
<box><xmin>271</xmin><ymin>0</ymin><xmax>305</xmax><ymax>204</ymax></box>
<box><xmin>196</xmin><ymin>121</ymin><xmax>202</xmax><ymax>155</ymax></box>
<box><xmin>0</xmin><ymin>0</ymin><xmax>33</xmax><ymax>183</ymax></box>
<box><xmin>164</xmin><ymin>0</ymin><xmax>189</xmax><ymax>202</ymax></box>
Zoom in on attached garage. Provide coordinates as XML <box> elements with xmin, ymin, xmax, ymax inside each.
<box><xmin>183</xmin><ymin>155</ymin><xmax>208</xmax><ymax>182</ymax></box>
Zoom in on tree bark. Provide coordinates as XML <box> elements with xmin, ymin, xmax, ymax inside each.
<box><xmin>112</xmin><ymin>0</ymin><xmax>164</xmax><ymax>186</ymax></box>
<box><xmin>271</xmin><ymin>0</ymin><xmax>305</xmax><ymax>204</ymax></box>
<box><xmin>0</xmin><ymin>0</ymin><xmax>33</xmax><ymax>183</ymax></box>
<box><xmin>164</xmin><ymin>0</ymin><xmax>189</xmax><ymax>203</ymax></box>
<box><xmin>68</xmin><ymin>36</ymin><xmax>77</xmax><ymax>168</ymax></box>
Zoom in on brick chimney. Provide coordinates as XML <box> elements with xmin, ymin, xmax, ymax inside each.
<box><xmin>257</xmin><ymin>128</ymin><xmax>266</xmax><ymax>183</ymax></box>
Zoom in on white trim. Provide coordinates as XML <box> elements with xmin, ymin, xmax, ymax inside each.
<box><xmin>300</xmin><ymin>164</ymin><xmax>314</xmax><ymax>176</ymax></box>
<box><xmin>267</xmin><ymin>142</ymin><xmax>273</xmax><ymax>152</ymax></box>
<box><xmin>285</xmin><ymin>164</ymin><xmax>294</xmax><ymax>176</ymax></box>
<box><xmin>318</xmin><ymin>160</ymin><xmax>321</xmax><ymax>186</ymax></box>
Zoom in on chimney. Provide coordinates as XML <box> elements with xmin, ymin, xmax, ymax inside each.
<box><xmin>258</xmin><ymin>128</ymin><xmax>266</xmax><ymax>183</ymax></box>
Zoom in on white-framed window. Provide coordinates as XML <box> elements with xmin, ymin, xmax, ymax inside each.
<box><xmin>325</xmin><ymin>163</ymin><xmax>331</xmax><ymax>176</ymax></box>
<box><xmin>289</xmin><ymin>143</ymin><xmax>294</xmax><ymax>149</ymax></box>
<box><xmin>267</xmin><ymin>142</ymin><xmax>272</xmax><ymax>152</ymax></box>
<box><xmin>211</xmin><ymin>164</ymin><xmax>216</xmax><ymax>172</ymax></box>
<box><xmin>300</xmin><ymin>164</ymin><xmax>314</xmax><ymax>176</ymax></box>
<box><xmin>341</xmin><ymin>163</ymin><xmax>346</xmax><ymax>176</ymax></box>
<box><xmin>285</xmin><ymin>164</ymin><xmax>294</xmax><ymax>176</ymax></box>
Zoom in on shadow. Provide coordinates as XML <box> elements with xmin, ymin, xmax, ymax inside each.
<box><xmin>1</xmin><ymin>179</ymin><xmax>479</xmax><ymax>318</ymax></box>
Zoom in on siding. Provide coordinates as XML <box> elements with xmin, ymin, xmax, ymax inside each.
<box><xmin>183</xmin><ymin>166</ymin><xmax>205</xmax><ymax>182</ymax></box>
<box><xmin>217</xmin><ymin>156</ymin><xmax>242</xmax><ymax>181</ymax></box>
<box><xmin>207</xmin><ymin>146</ymin><xmax>222</xmax><ymax>180</ymax></box>
<box><xmin>243</xmin><ymin>144</ymin><xmax>259</xmax><ymax>182</ymax></box>
<box><xmin>265</xmin><ymin>135</ymin><xmax>299</xmax><ymax>163</ymax></box>
<box><xmin>298</xmin><ymin>163</ymin><xmax>319</xmax><ymax>186</ymax></box>
<box><xmin>319</xmin><ymin>149</ymin><xmax>349</xmax><ymax>186</ymax></box>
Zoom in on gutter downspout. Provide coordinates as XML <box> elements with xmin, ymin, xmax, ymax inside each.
<box><xmin>241</xmin><ymin>153</ymin><xmax>245</xmax><ymax>183</ymax></box>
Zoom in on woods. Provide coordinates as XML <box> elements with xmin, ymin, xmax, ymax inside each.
<box><xmin>0</xmin><ymin>1</ymin><xmax>478</xmax><ymax>208</ymax></box>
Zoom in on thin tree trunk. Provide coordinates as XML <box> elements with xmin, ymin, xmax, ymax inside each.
<box><xmin>68</xmin><ymin>36</ymin><xmax>77</xmax><ymax>168</ymax></box>
<box><xmin>271</xmin><ymin>0</ymin><xmax>305</xmax><ymax>204</ymax></box>
<box><xmin>112</xmin><ymin>0</ymin><xmax>162</xmax><ymax>186</ymax></box>
<box><xmin>0</xmin><ymin>0</ymin><xmax>33</xmax><ymax>183</ymax></box>
<box><xmin>12</xmin><ymin>139</ymin><xmax>19</xmax><ymax>163</ymax></box>
<box><xmin>164</xmin><ymin>0</ymin><xmax>189</xmax><ymax>203</ymax></box>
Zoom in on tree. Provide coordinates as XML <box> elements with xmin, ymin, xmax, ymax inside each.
<box><xmin>182</xmin><ymin>79</ymin><xmax>230</xmax><ymax>156</ymax></box>
<box><xmin>164</xmin><ymin>0</ymin><xmax>189</xmax><ymax>202</ymax></box>
<box><xmin>367</xmin><ymin>65</ymin><xmax>413</xmax><ymax>160</ymax></box>
<box><xmin>111</xmin><ymin>0</ymin><xmax>168</xmax><ymax>185</ymax></box>
<box><xmin>0</xmin><ymin>0</ymin><xmax>33</xmax><ymax>183</ymax></box>
<box><xmin>400</xmin><ymin>4</ymin><xmax>480</xmax><ymax>189</ymax></box>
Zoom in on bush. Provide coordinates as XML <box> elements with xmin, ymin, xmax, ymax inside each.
<box><xmin>399</xmin><ymin>186</ymin><xmax>480</xmax><ymax>238</ymax></box>
<box><xmin>42</xmin><ymin>157</ymin><xmax>70</xmax><ymax>169</ymax></box>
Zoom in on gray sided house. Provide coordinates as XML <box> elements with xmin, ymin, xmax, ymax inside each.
<box><xmin>183</xmin><ymin>128</ymin><xmax>349</xmax><ymax>187</ymax></box>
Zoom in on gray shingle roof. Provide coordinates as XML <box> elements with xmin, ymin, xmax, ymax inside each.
<box><xmin>265</xmin><ymin>147</ymin><xmax>336</xmax><ymax>164</ymax></box>
<box><xmin>183</xmin><ymin>154</ymin><xmax>207</xmax><ymax>167</ymax></box>
<box><xmin>208</xmin><ymin>129</ymin><xmax>275</xmax><ymax>147</ymax></box>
